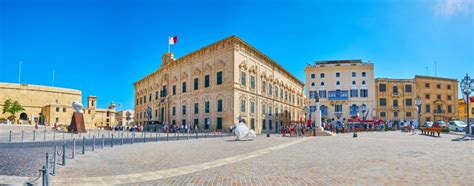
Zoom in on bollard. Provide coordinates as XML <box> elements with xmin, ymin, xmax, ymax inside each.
<box><xmin>70</xmin><ymin>133</ymin><xmax>73</xmax><ymax>140</ymax></box>
<box><xmin>221</xmin><ymin>130</ymin><xmax>223</xmax><ymax>138</ymax></box>
<box><xmin>187</xmin><ymin>131</ymin><xmax>190</xmax><ymax>140</ymax></box>
<box><xmin>127</xmin><ymin>130</ymin><xmax>129</xmax><ymax>138</ymax></box>
<box><xmin>33</xmin><ymin>130</ymin><xmax>36</xmax><ymax>141</ymax></box>
<box><xmin>62</xmin><ymin>142</ymin><xmax>66</xmax><ymax>166</ymax></box>
<box><xmin>53</xmin><ymin>130</ymin><xmax>56</xmax><ymax>140</ymax></box>
<box><xmin>44</xmin><ymin>153</ymin><xmax>50</xmax><ymax>186</ymax></box>
<box><xmin>72</xmin><ymin>138</ymin><xmax>76</xmax><ymax>159</ymax></box>
<box><xmin>88</xmin><ymin>132</ymin><xmax>91</xmax><ymax>138</ymax></box>
<box><xmin>132</xmin><ymin>131</ymin><xmax>135</xmax><ymax>144</ymax></box>
<box><xmin>62</xmin><ymin>133</ymin><xmax>65</xmax><ymax>141</ymax></box>
<box><xmin>177</xmin><ymin>131</ymin><xmax>180</xmax><ymax>141</ymax></box>
<box><xmin>121</xmin><ymin>133</ymin><xmax>124</xmax><ymax>145</ymax></box>
<box><xmin>9</xmin><ymin>130</ymin><xmax>12</xmax><ymax>143</ymax></box>
<box><xmin>21</xmin><ymin>130</ymin><xmax>24</xmax><ymax>142</ymax></box>
<box><xmin>196</xmin><ymin>131</ymin><xmax>198</xmax><ymax>139</ymax></box>
<box><xmin>111</xmin><ymin>134</ymin><xmax>114</xmax><ymax>147</ymax></box>
<box><xmin>155</xmin><ymin>130</ymin><xmax>158</xmax><ymax>142</ymax></box>
<box><xmin>52</xmin><ymin>146</ymin><xmax>57</xmax><ymax>175</ymax></box>
<box><xmin>214</xmin><ymin>131</ymin><xmax>216</xmax><ymax>138</ymax></box>
<box><xmin>143</xmin><ymin>132</ymin><xmax>146</xmax><ymax>143</ymax></box>
<box><xmin>108</xmin><ymin>131</ymin><xmax>110</xmax><ymax>138</ymax></box>
<box><xmin>101</xmin><ymin>134</ymin><xmax>105</xmax><ymax>149</ymax></box>
<box><xmin>44</xmin><ymin>130</ymin><xmax>46</xmax><ymax>141</ymax></box>
<box><xmin>82</xmin><ymin>136</ymin><xmax>86</xmax><ymax>154</ymax></box>
<box><xmin>92</xmin><ymin>135</ymin><xmax>96</xmax><ymax>151</ymax></box>
<box><xmin>205</xmin><ymin>130</ymin><xmax>208</xmax><ymax>139</ymax></box>
<box><xmin>166</xmin><ymin>131</ymin><xmax>169</xmax><ymax>141</ymax></box>
<box><xmin>79</xmin><ymin>133</ymin><xmax>81</xmax><ymax>139</ymax></box>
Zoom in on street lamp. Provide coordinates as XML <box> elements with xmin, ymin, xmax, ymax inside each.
<box><xmin>415</xmin><ymin>96</ymin><xmax>422</xmax><ymax>129</ymax></box>
<box><xmin>313</xmin><ymin>91</ymin><xmax>321</xmax><ymax>136</ymax></box>
<box><xmin>460</xmin><ymin>74</ymin><xmax>474</xmax><ymax>135</ymax></box>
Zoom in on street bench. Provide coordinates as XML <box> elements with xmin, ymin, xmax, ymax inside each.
<box><xmin>420</xmin><ymin>127</ymin><xmax>442</xmax><ymax>137</ymax></box>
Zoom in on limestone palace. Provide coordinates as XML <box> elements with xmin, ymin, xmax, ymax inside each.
<box><xmin>134</xmin><ymin>35</ymin><xmax>305</xmax><ymax>134</ymax></box>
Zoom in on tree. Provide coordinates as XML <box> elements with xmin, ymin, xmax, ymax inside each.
<box><xmin>2</xmin><ymin>99</ymin><xmax>25</xmax><ymax>122</ymax></box>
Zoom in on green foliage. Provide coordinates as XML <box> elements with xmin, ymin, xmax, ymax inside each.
<box><xmin>2</xmin><ymin>99</ymin><xmax>25</xmax><ymax>121</ymax></box>
<box><xmin>441</xmin><ymin>128</ymin><xmax>450</xmax><ymax>133</ymax></box>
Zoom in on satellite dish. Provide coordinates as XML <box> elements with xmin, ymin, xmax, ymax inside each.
<box><xmin>72</xmin><ymin>101</ymin><xmax>84</xmax><ymax>113</ymax></box>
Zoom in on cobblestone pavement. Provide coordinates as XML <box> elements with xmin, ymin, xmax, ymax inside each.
<box><xmin>49</xmin><ymin>131</ymin><xmax>473</xmax><ymax>185</ymax></box>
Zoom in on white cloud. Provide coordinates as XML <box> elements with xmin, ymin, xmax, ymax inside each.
<box><xmin>435</xmin><ymin>0</ymin><xmax>473</xmax><ymax>16</ymax></box>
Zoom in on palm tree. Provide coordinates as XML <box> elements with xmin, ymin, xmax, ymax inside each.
<box><xmin>2</xmin><ymin>99</ymin><xmax>25</xmax><ymax>122</ymax></box>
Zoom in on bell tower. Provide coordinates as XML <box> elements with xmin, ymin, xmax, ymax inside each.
<box><xmin>87</xmin><ymin>96</ymin><xmax>97</xmax><ymax>110</ymax></box>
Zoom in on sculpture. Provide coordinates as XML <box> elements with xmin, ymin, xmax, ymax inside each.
<box><xmin>234</xmin><ymin>120</ymin><xmax>256</xmax><ymax>141</ymax></box>
<box><xmin>68</xmin><ymin>101</ymin><xmax>86</xmax><ymax>133</ymax></box>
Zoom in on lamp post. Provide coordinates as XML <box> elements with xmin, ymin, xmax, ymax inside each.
<box><xmin>361</xmin><ymin>104</ymin><xmax>367</xmax><ymax>129</ymax></box>
<box><xmin>146</xmin><ymin>106</ymin><xmax>152</xmax><ymax>131</ymax></box>
<box><xmin>313</xmin><ymin>91</ymin><xmax>321</xmax><ymax>136</ymax></box>
<box><xmin>460</xmin><ymin>74</ymin><xmax>474</xmax><ymax>135</ymax></box>
<box><xmin>415</xmin><ymin>96</ymin><xmax>422</xmax><ymax>129</ymax></box>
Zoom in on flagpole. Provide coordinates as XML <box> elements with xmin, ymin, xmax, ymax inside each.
<box><xmin>168</xmin><ymin>37</ymin><xmax>170</xmax><ymax>53</ymax></box>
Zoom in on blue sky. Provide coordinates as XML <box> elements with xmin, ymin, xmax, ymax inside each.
<box><xmin>1</xmin><ymin>0</ymin><xmax>473</xmax><ymax>110</ymax></box>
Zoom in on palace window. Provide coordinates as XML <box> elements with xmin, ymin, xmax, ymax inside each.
<box><xmin>250</xmin><ymin>75</ymin><xmax>255</xmax><ymax>89</ymax></box>
<box><xmin>172</xmin><ymin>107</ymin><xmax>176</xmax><ymax>116</ymax></box>
<box><xmin>393</xmin><ymin>100</ymin><xmax>399</xmax><ymax>107</ymax></box>
<box><xmin>437</xmin><ymin>84</ymin><xmax>441</xmax><ymax>89</ymax></box>
<box><xmin>144</xmin><ymin>95</ymin><xmax>146</xmax><ymax>103</ymax></box>
<box><xmin>380</xmin><ymin>112</ymin><xmax>386</xmax><ymax>117</ymax></box>
<box><xmin>241</xmin><ymin>100</ymin><xmax>246</xmax><ymax>112</ymax></box>
<box><xmin>182</xmin><ymin>82</ymin><xmax>187</xmax><ymax>93</ymax></box>
<box><xmin>406</xmin><ymin>112</ymin><xmax>412</xmax><ymax>117</ymax></box>
<box><xmin>262</xmin><ymin>81</ymin><xmax>266</xmax><ymax>93</ymax></box>
<box><xmin>437</xmin><ymin>94</ymin><xmax>441</xmax><ymax>100</ymax></box>
<box><xmin>360</xmin><ymin>89</ymin><xmax>368</xmax><ymax>97</ymax></box>
<box><xmin>336</xmin><ymin>81</ymin><xmax>340</xmax><ymax>86</ymax></box>
<box><xmin>448</xmin><ymin>105</ymin><xmax>452</xmax><ymax>113</ymax></box>
<box><xmin>216</xmin><ymin>71</ymin><xmax>223</xmax><ymax>85</ymax></box>
<box><xmin>447</xmin><ymin>85</ymin><xmax>451</xmax><ymax>90</ymax></box>
<box><xmin>319</xmin><ymin>90</ymin><xmax>327</xmax><ymax>98</ymax></box>
<box><xmin>173</xmin><ymin>85</ymin><xmax>176</xmax><ymax>95</ymax></box>
<box><xmin>352</xmin><ymin>81</ymin><xmax>356</xmax><ymax>85</ymax></box>
<box><xmin>405</xmin><ymin>84</ymin><xmax>412</xmax><ymax>93</ymax></box>
<box><xmin>350</xmin><ymin>89</ymin><xmax>358</xmax><ymax>97</ymax></box>
<box><xmin>425</xmin><ymin>104</ymin><xmax>430</xmax><ymax>113</ymax></box>
<box><xmin>362</xmin><ymin>81</ymin><xmax>366</xmax><ymax>85</ymax></box>
<box><xmin>269</xmin><ymin>84</ymin><xmax>272</xmax><ymax>95</ymax></box>
<box><xmin>311</xmin><ymin>74</ymin><xmax>315</xmax><ymax>79</ymax></box>
<box><xmin>425</xmin><ymin>83</ymin><xmax>430</xmax><ymax>88</ymax></box>
<box><xmin>205</xmin><ymin>101</ymin><xmax>210</xmax><ymax>113</ymax></box>
<box><xmin>217</xmin><ymin>99</ymin><xmax>223</xmax><ymax>112</ymax></box>
<box><xmin>379</xmin><ymin>98</ymin><xmax>387</xmax><ymax>106</ymax></box>
<box><xmin>320</xmin><ymin>73</ymin><xmax>325</xmax><ymax>78</ymax></box>
<box><xmin>425</xmin><ymin>94</ymin><xmax>430</xmax><ymax>99</ymax></box>
<box><xmin>379</xmin><ymin>84</ymin><xmax>386</xmax><ymax>92</ymax></box>
<box><xmin>352</xmin><ymin>72</ymin><xmax>356</xmax><ymax>77</ymax></box>
<box><xmin>194</xmin><ymin>103</ymin><xmax>199</xmax><ymax>114</ymax></box>
<box><xmin>194</xmin><ymin>78</ymin><xmax>199</xmax><ymax>90</ymax></box>
<box><xmin>405</xmin><ymin>99</ymin><xmax>412</xmax><ymax>106</ymax></box>
<box><xmin>241</xmin><ymin>71</ymin><xmax>247</xmax><ymax>87</ymax></box>
<box><xmin>204</xmin><ymin>75</ymin><xmax>210</xmax><ymax>88</ymax></box>
<box><xmin>250</xmin><ymin>101</ymin><xmax>255</xmax><ymax>113</ymax></box>
<box><xmin>336</xmin><ymin>72</ymin><xmax>340</xmax><ymax>77</ymax></box>
<box><xmin>182</xmin><ymin>105</ymin><xmax>186</xmax><ymax>115</ymax></box>
<box><xmin>321</xmin><ymin>82</ymin><xmax>325</xmax><ymax>86</ymax></box>
<box><xmin>335</xmin><ymin>104</ymin><xmax>343</xmax><ymax>113</ymax></box>
<box><xmin>362</xmin><ymin>72</ymin><xmax>366</xmax><ymax>77</ymax></box>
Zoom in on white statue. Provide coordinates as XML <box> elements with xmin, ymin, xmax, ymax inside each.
<box><xmin>234</xmin><ymin>120</ymin><xmax>256</xmax><ymax>141</ymax></box>
<box><xmin>72</xmin><ymin>101</ymin><xmax>84</xmax><ymax>113</ymax></box>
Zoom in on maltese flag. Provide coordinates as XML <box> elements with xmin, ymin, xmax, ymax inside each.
<box><xmin>169</xmin><ymin>36</ymin><xmax>178</xmax><ymax>45</ymax></box>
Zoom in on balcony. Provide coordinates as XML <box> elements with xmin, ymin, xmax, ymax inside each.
<box><xmin>392</xmin><ymin>92</ymin><xmax>399</xmax><ymax>96</ymax></box>
<box><xmin>392</xmin><ymin>106</ymin><xmax>400</xmax><ymax>110</ymax></box>
<box><xmin>328</xmin><ymin>90</ymin><xmax>349</xmax><ymax>101</ymax></box>
<box><xmin>434</xmin><ymin>109</ymin><xmax>446</xmax><ymax>114</ymax></box>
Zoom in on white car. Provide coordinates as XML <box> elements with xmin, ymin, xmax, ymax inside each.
<box><xmin>423</xmin><ymin>121</ymin><xmax>433</xmax><ymax>127</ymax></box>
<box><xmin>448</xmin><ymin>120</ymin><xmax>466</xmax><ymax>132</ymax></box>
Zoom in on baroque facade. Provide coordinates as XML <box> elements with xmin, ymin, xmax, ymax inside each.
<box><xmin>305</xmin><ymin>60</ymin><xmax>376</xmax><ymax>123</ymax></box>
<box><xmin>375</xmin><ymin>76</ymin><xmax>458</xmax><ymax>124</ymax></box>
<box><xmin>115</xmin><ymin>110</ymin><xmax>135</xmax><ymax>126</ymax></box>
<box><xmin>458</xmin><ymin>97</ymin><xmax>474</xmax><ymax>123</ymax></box>
<box><xmin>134</xmin><ymin>35</ymin><xmax>305</xmax><ymax>134</ymax></box>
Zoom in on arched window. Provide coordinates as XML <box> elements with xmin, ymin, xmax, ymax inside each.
<box><xmin>320</xmin><ymin>82</ymin><xmax>325</xmax><ymax>86</ymax></box>
<box><xmin>336</xmin><ymin>81</ymin><xmax>340</xmax><ymax>86</ymax></box>
<box><xmin>362</xmin><ymin>72</ymin><xmax>367</xmax><ymax>77</ymax></box>
<box><xmin>362</xmin><ymin>81</ymin><xmax>366</xmax><ymax>85</ymax></box>
<box><xmin>350</xmin><ymin>104</ymin><xmax>359</xmax><ymax>116</ymax></box>
<box><xmin>311</xmin><ymin>82</ymin><xmax>315</xmax><ymax>86</ymax></box>
<box><xmin>352</xmin><ymin>81</ymin><xmax>356</xmax><ymax>85</ymax></box>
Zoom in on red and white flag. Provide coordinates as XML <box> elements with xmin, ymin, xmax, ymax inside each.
<box><xmin>169</xmin><ymin>36</ymin><xmax>178</xmax><ymax>45</ymax></box>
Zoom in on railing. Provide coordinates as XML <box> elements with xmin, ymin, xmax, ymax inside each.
<box><xmin>392</xmin><ymin>106</ymin><xmax>400</xmax><ymax>110</ymax></box>
<box><xmin>392</xmin><ymin>92</ymin><xmax>399</xmax><ymax>96</ymax></box>
<box><xmin>434</xmin><ymin>109</ymin><xmax>446</xmax><ymax>114</ymax></box>
<box><xmin>328</xmin><ymin>90</ymin><xmax>349</xmax><ymax>101</ymax></box>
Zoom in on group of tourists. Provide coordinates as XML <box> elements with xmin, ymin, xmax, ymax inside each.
<box><xmin>279</xmin><ymin>122</ymin><xmax>310</xmax><ymax>137</ymax></box>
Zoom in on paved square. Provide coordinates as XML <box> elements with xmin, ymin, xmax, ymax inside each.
<box><xmin>51</xmin><ymin>131</ymin><xmax>473</xmax><ymax>185</ymax></box>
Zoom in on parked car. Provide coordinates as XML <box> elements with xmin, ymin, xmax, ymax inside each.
<box><xmin>423</xmin><ymin>121</ymin><xmax>433</xmax><ymax>128</ymax></box>
<box><xmin>448</xmin><ymin>120</ymin><xmax>467</xmax><ymax>132</ymax></box>
<box><xmin>432</xmin><ymin>120</ymin><xmax>447</xmax><ymax>128</ymax></box>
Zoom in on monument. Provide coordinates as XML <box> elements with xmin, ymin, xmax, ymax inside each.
<box><xmin>68</xmin><ymin>101</ymin><xmax>87</xmax><ymax>133</ymax></box>
<box><xmin>234</xmin><ymin>118</ymin><xmax>256</xmax><ymax>141</ymax></box>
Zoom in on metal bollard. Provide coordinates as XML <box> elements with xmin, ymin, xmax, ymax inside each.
<box><xmin>166</xmin><ymin>131</ymin><xmax>169</xmax><ymax>141</ymax></box>
<box><xmin>214</xmin><ymin>131</ymin><xmax>216</xmax><ymax>138</ymax></box>
<box><xmin>62</xmin><ymin>142</ymin><xmax>66</xmax><ymax>166</ymax></box>
<box><xmin>121</xmin><ymin>133</ymin><xmax>124</xmax><ymax>145</ymax></box>
<box><xmin>92</xmin><ymin>135</ymin><xmax>96</xmax><ymax>151</ymax></box>
<box><xmin>79</xmin><ymin>133</ymin><xmax>81</xmax><ymax>139</ymax></box>
<box><xmin>132</xmin><ymin>131</ymin><xmax>135</xmax><ymax>144</ymax></box>
<box><xmin>21</xmin><ymin>130</ymin><xmax>24</xmax><ymax>142</ymax></box>
<box><xmin>33</xmin><ymin>130</ymin><xmax>36</xmax><ymax>141</ymax></box>
<box><xmin>53</xmin><ymin>130</ymin><xmax>56</xmax><ymax>140</ymax></box>
<box><xmin>108</xmin><ymin>131</ymin><xmax>110</xmax><ymax>138</ymax></box>
<box><xmin>44</xmin><ymin>130</ymin><xmax>46</xmax><ymax>141</ymax></box>
<box><xmin>101</xmin><ymin>134</ymin><xmax>105</xmax><ymax>149</ymax></box>
<box><xmin>52</xmin><ymin>146</ymin><xmax>57</xmax><ymax>175</ymax></box>
<box><xmin>42</xmin><ymin>165</ymin><xmax>49</xmax><ymax>186</ymax></box>
<box><xmin>111</xmin><ymin>134</ymin><xmax>114</xmax><ymax>147</ymax></box>
<box><xmin>88</xmin><ymin>132</ymin><xmax>91</xmax><ymax>138</ymax></box>
<box><xmin>82</xmin><ymin>136</ymin><xmax>86</xmax><ymax>154</ymax></box>
<box><xmin>155</xmin><ymin>130</ymin><xmax>158</xmax><ymax>142</ymax></box>
<box><xmin>127</xmin><ymin>131</ymin><xmax>129</xmax><ymax>138</ymax></box>
<box><xmin>8</xmin><ymin>130</ymin><xmax>12</xmax><ymax>143</ymax></box>
<box><xmin>62</xmin><ymin>133</ymin><xmax>65</xmax><ymax>141</ymax></box>
<box><xmin>72</xmin><ymin>138</ymin><xmax>76</xmax><ymax>159</ymax></box>
<box><xmin>187</xmin><ymin>131</ymin><xmax>190</xmax><ymax>140</ymax></box>
<box><xmin>196</xmin><ymin>131</ymin><xmax>198</xmax><ymax>139</ymax></box>
<box><xmin>143</xmin><ymin>132</ymin><xmax>146</xmax><ymax>143</ymax></box>
<box><xmin>70</xmin><ymin>133</ymin><xmax>73</xmax><ymax>140</ymax></box>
